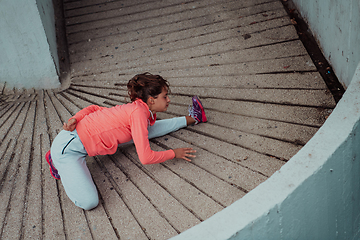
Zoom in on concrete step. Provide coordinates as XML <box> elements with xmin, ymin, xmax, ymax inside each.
<box><xmin>69</xmin><ymin>1</ymin><xmax>286</xmax><ymax>53</ymax></box>
<box><xmin>66</xmin><ymin>0</ymin><xmax>281</xmax><ymax>43</ymax></box>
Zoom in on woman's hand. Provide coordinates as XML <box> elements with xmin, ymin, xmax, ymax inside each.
<box><xmin>63</xmin><ymin>118</ymin><xmax>77</xmax><ymax>132</ymax></box>
<box><xmin>173</xmin><ymin>148</ymin><xmax>196</xmax><ymax>162</ymax></box>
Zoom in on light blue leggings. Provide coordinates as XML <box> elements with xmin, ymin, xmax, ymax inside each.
<box><xmin>51</xmin><ymin>117</ymin><xmax>187</xmax><ymax>210</ymax></box>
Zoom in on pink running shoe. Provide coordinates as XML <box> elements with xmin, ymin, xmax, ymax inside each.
<box><xmin>45</xmin><ymin>150</ymin><xmax>60</xmax><ymax>180</ymax></box>
<box><xmin>188</xmin><ymin>95</ymin><xmax>207</xmax><ymax>124</ymax></box>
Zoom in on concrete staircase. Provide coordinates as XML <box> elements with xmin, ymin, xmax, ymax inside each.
<box><xmin>0</xmin><ymin>0</ymin><xmax>336</xmax><ymax>239</ymax></box>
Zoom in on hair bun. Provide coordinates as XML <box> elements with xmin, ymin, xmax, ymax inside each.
<box><xmin>127</xmin><ymin>73</ymin><xmax>170</xmax><ymax>102</ymax></box>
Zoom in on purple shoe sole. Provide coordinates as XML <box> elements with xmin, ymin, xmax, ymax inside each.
<box><xmin>45</xmin><ymin>151</ymin><xmax>60</xmax><ymax>180</ymax></box>
<box><xmin>189</xmin><ymin>96</ymin><xmax>207</xmax><ymax>124</ymax></box>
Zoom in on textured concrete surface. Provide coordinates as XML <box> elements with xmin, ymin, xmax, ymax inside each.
<box><xmin>171</xmin><ymin>63</ymin><xmax>360</xmax><ymax>240</ymax></box>
<box><xmin>0</xmin><ymin>0</ymin><xmax>336</xmax><ymax>239</ymax></box>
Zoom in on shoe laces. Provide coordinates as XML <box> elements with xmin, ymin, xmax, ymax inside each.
<box><xmin>188</xmin><ymin>105</ymin><xmax>200</xmax><ymax>124</ymax></box>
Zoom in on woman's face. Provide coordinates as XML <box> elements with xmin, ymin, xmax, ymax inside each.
<box><xmin>149</xmin><ymin>87</ymin><xmax>170</xmax><ymax>113</ymax></box>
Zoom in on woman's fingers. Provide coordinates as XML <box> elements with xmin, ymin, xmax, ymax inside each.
<box><xmin>174</xmin><ymin>148</ymin><xmax>197</xmax><ymax>162</ymax></box>
<box><xmin>183</xmin><ymin>149</ymin><xmax>196</xmax><ymax>161</ymax></box>
<box><xmin>185</xmin><ymin>153</ymin><xmax>196</xmax><ymax>158</ymax></box>
<box><xmin>63</xmin><ymin>119</ymin><xmax>77</xmax><ymax>131</ymax></box>
<box><xmin>184</xmin><ymin>148</ymin><xmax>196</xmax><ymax>153</ymax></box>
<box><xmin>63</xmin><ymin>122</ymin><xmax>75</xmax><ymax>131</ymax></box>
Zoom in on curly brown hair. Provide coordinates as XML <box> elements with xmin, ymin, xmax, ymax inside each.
<box><xmin>127</xmin><ymin>72</ymin><xmax>170</xmax><ymax>103</ymax></box>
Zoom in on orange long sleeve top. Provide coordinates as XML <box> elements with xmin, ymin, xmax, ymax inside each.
<box><xmin>70</xmin><ymin>99</ymin><xmax>175</xmax><ymax>164</ymax></box>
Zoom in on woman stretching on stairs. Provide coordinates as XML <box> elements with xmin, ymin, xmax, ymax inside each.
<box><xmin>45</xmin><ymin>72</ymin><xmax>207</xmax><ymax>210</ymax></box>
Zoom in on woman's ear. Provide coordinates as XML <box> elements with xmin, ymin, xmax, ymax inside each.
<box><xmin>147</xmin><ymin>96</ymin><xmax>155</xmax><ymax>106</ymax></box>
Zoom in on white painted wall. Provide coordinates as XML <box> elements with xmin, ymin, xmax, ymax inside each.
<box><xmin>0</xmin><ymin>0</ymin><xmax>60</xmax><ymax>89</ymax></box>
<box><xmin>292</xmin><ymin>0</ymin><xmax>360</xmax><ymax>88</ymax></box>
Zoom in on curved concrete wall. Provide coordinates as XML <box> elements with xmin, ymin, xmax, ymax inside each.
<box><xmin>36</xmin><ymin>0</ymin><xmax>59</xmax><ymax>74</ymax></box>
<box><xmin>0</xmin><ymin>0</ymin><xmax>60</xmax><ymax>89</ymax></box>
<box><xmin>292</xmin><ymin>0</ymin><xmax>360</xmax><ymax>88</ymax></box>
<box><xmin>172</xmin><ymin>62</ymin><xmax>360</xmax><ymax>239</ymax></box>
<box><xmin>172</xmin><ymin>1</ymin><xmax>360</xmax><ymax>238</ymax></box>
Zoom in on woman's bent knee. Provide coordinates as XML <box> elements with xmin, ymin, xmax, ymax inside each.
<box><xmin>76</xmin><ymin>197</ymin><xmax>99</xmax><ymax>210</ymax></box>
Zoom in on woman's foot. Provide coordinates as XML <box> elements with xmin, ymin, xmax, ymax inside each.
<box><xmin>188</xmin><ymin>96</ymin><xmax>207</xmax><ymax>124</ymax></box>
<box><xmin>45</xmin><ymin>150</ymin><xmax>60</xmax><ymax>180</ymax></box>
